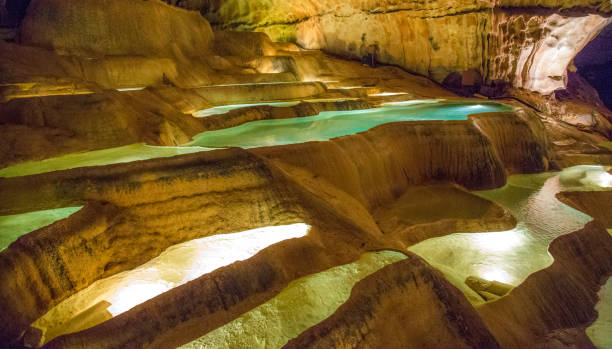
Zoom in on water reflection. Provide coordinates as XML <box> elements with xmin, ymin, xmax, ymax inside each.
<box><xmin>33</xmin><ymin>223</ymin><xmax>310</xmax><ymax>344</ymax></box>
<box><xmin>409</xmin><ymin>165</ymin><xmax>611</xmax><ymax>302</ymax></box>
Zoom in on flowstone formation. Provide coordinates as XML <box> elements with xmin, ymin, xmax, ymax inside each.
<box><xmin>1</xmin><ymin>0</ymin><xmax>612</xmax><ymax>348</ymax></box>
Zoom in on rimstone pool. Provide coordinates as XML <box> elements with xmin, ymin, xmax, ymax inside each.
<box><xmin>2</xmin><ymin>96</ymin><xmax>609</xmax><ymax>348</ymax></box>
<box><xmin>180</xmin><ymin>167</ymin><xmax>612</xmax><ymax>348</ymax></box>
<box><xmin>18</xmin><ymin>165</ymin><xmax>611</xmax><ymax>346</ymax></box>
<box><xmin>3</xmin><ymin>2</ymin><xmax>612</xmax><ymax>347</ymax></box>
<box><xmin>409</xmin><ymin>165</ymin><xmax>612</xmax><ymax>303</ymax></box>
<box><xmin>188</xmin><ymin>100</ymin><xmax>512</xmax><ymax>148</ymax></box>
<box><xmin>0</xmin><ymin>100</ymin><xmax>512</xmax><ymax>178</ymax></box>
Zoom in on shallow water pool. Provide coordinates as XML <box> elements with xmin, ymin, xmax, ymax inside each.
<box><xmin>189</xmin><ymin>101</ymin><xmax>512</xmax><ymax>148</ymax></box>
<box><xmin>409</xmin><ymin>165</ymin><xmax>612</xmax><ymax>303</ymax></box>
<box><xmin>0</xmin><ymin>100</ymin><xmax>511</xmax><ymax>178</ymax></box>
<box><xmin>0</xmin><ymin>206</ymin><xmax>83</xmax><ymax>251</ymax></box>
<box><xmin>180</xmin><ymin>251</ymin><xmax>406</xmax><ymax>349</ymax></box>
<box><xmin>33</xmin><ymin>223</ymin><xmax>310</xmax><ymax>345</ymax></box>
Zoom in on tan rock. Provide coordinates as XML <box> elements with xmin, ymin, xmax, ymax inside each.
<box><xmin>0</xmin><ymin>90</ymin><xmax>205</xmax><ymax>167</ymax></box>
<box><xmin>21</xmin><ymin>0</ymin><xmax>213</xmax><ymax>58</ymax></box>
<box><xmin>285</xmin><ymin>255</ymin><xmax>501</xmax><ymax>349</ymax></box>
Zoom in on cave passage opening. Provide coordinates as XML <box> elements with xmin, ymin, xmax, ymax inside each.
<box><xmin>574</xmin><ymin>22</ymin><xmax>612</xmax><ymax>110</ymax></box>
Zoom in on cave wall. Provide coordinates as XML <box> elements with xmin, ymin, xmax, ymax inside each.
<box><xmin>488</xmin><ymin>11</ymin><xmax>610</xmax><ymax>94</ymax></box>
<box><xmin>4</xmin><ymin>0</ymin><xmax>611</xmax><ymax>95</ymax></box>
<box><xmin>21</xmin><ymin>0</ymin><xmax>213</xmax><ymax>57</ymax></box>
<box><xmin>174</xmin><ymin>0</ymin><xmax>612</xmax><ymax>93</ymax></box>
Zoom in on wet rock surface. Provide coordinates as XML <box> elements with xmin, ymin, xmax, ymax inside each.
<box><xmin>1</xmin><ymin>0</ymin><xmax>611</xmax><ymax>348</ymax></box>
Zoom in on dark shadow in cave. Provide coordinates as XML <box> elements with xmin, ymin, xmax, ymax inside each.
<box><xmin>574</xmin><ymin>22</ymin><xmax>612</xmax><ymax>110</ymax></box>
<box><xmin>1</xmin><ymin>0</ymin><xmax>31</xmax><ymax>27</ymax></box>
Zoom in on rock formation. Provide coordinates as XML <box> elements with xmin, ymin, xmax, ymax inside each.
<box><xmin>21</xmin><ymin>0</ymin><xmax>213</xmax><ymax>57</ymax></box>
<box><xmin>0</xmin><ymin>108</ymin><xmax>546</xmax><ymax>345</ymax></box>
<box><xmin>176</xmin><ymin>0</ymin><xmax>611</xmax><ymax>93</ymax></box>
<box><xmin>478</xmin><ymin>221</ymin><xmax>612</xmax><ymax>348</ymax></box>
<box><xmin>285</xmin><ymin>255</ymin><xmax>501</xmax><ymax>349</ymax></box>
<box><xmin>557</xmin><ymin>191</ymin><xmax>612</xmax><ymax>227</ymax></box>
<box><xmin>1</xmin><ymin>0</ymin><xmax>611</xmax><ymax>348</ymax></box>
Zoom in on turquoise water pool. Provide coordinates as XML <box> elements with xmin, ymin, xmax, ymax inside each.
<box><xmin>193</xmin><ymin>101</ymin><xmax>301</xmax><ymax>117</ymax></box>
<box><xmin>0</xmin><ymin>100</ymin><xmax>511</xmax><ymax>178</ymax></box>
<box><xmin>189</xmin><ymin>101</ymin><xmax>512</xmax><ymax>148</ymax></box>
<box><xmin>0</xmin><ymin>144</ymin><xmax>212</xmax><ymax>178</ymax></box>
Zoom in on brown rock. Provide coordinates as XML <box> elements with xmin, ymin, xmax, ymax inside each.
<box><xmin>557</xmin><ymin>191</ymin><xmax>612</xmax><ymax>228</ymax></box>
<box><xmin>285</xmin><ymin>254</ymin><xmax>500</xmax><ymax>349</ymax></box>
<box><xmin>21</xmin><ymin>0</ymin><xmax>213</xmax><ymax>58</ymax></box>
<box><xmin>478</xmin><ymin>221</ymin><xmax>612</xmax><ymax>348</ymax></box>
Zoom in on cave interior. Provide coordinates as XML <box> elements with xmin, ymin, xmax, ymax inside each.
<box><xmin>0</xmin><ymin>0</ymin><xmax>612</xmax><ymax>348</ymax></box>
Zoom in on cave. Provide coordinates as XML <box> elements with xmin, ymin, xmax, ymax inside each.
<box><xmin>0</xmin><ymin>1</ymin><xmax>611</xmax><ymax>348</ymax></box>
<box><xmin>575</xmin><ymin>23</ymin><xmax>612</xmax><ymax>110</ymax></box>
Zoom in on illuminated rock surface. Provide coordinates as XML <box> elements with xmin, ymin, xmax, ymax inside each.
<box><xmin>21</xmin><ymin>0</ymin><xmax>213</xmax><ymax>57</ymax></box>
<box><xmin>0</xmin><ymin>0</ymin><xmax>611</xmax><ymax>348</ymax></box>
<box><xmin>181</xmin><ymin>251</ymin><xmax>406</xmax><ymax>349</ymax></box>
<box><xmin>186</xmin><ymin>0</ymin><xmax>612</xmax><ymax>92</ymax></box>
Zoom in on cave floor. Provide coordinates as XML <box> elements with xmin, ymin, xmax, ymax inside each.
<box><xmin>1</xmin><ymin>35</ymin><xmax>612</xmax><ymax>349</ymax></box>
